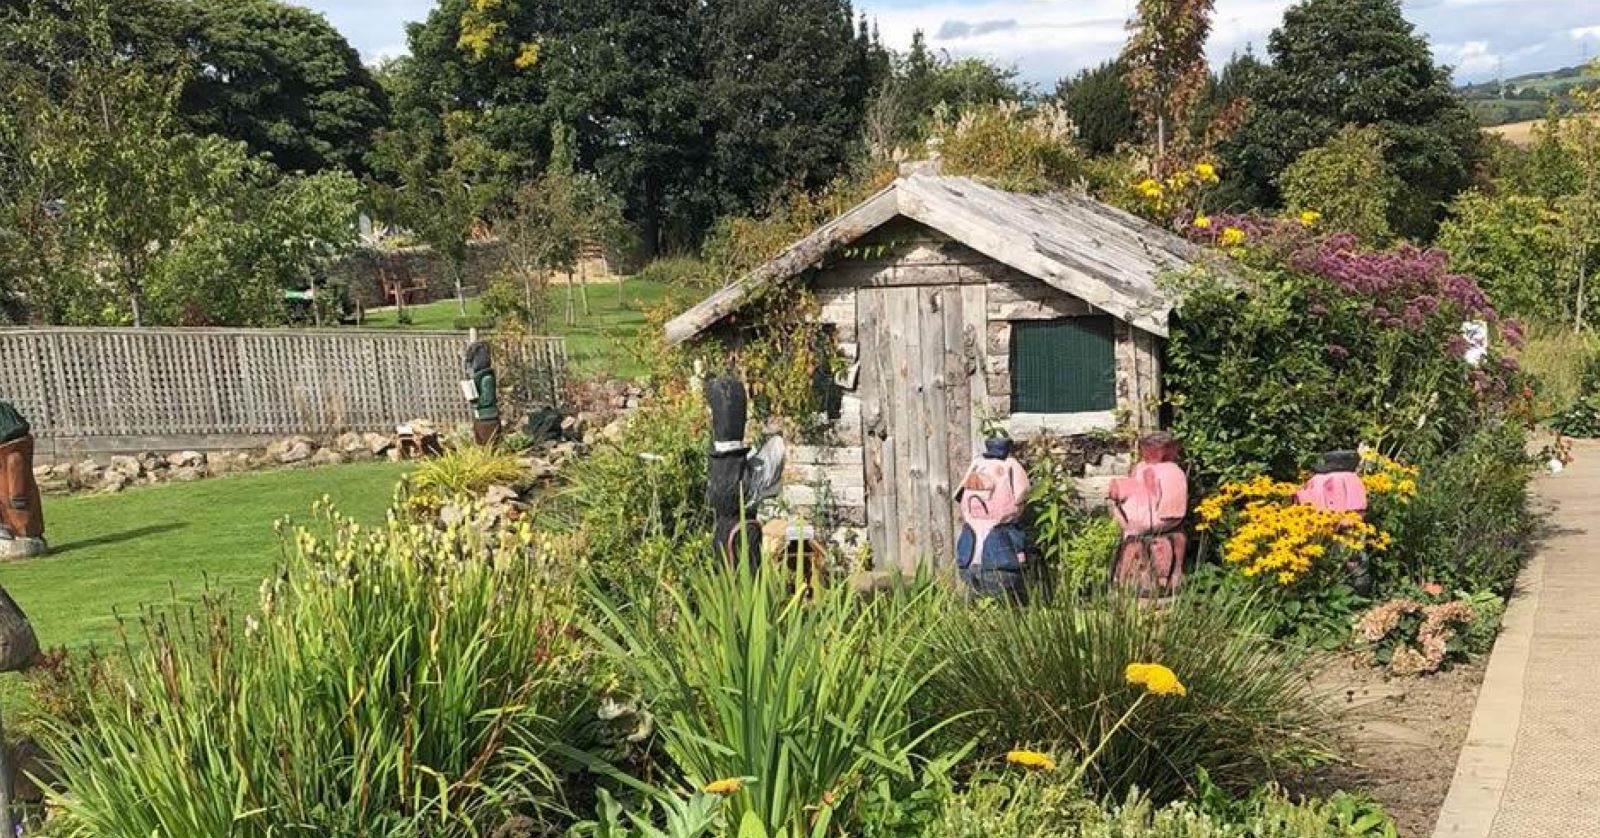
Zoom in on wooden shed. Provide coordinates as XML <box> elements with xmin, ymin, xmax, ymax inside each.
<box><xmin>665</xmin><ymin>172</ymin><xmax>1211</xmax><ymax>572</ymax></box>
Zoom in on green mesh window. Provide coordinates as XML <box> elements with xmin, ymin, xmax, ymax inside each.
<box><xmin>1010</xmin><ymin>317</ymin><xmax>1116</xmax><ymax>413</ymax></box>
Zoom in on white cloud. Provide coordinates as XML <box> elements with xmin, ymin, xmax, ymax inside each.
<box><xmin>1573</xmin><ymin>25</ymin><xmax>1600</xmax><ymax>41</ymax></box>
<box><xmin>1434</xmin><ymin>40</ymin><xmax>1499</xmax><ymax>75</ymax></box>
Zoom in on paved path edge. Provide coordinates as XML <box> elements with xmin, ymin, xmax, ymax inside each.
<box><xmin>1429</xmin><ymin>543</ymin><xmax>1547</xmax><ymax>837</ymax></box>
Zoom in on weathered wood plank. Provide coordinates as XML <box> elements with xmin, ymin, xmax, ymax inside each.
<box><xmin>890</xmin><ymin>286</ymin><xmax>926</xmax><ymax>572</ymax></box>
<box><xmin>857</xmin><ymin>288</ymin><xmax>896</xmax><ymax>573</ymax></box>
<box><xmin>783</xmin><ymin>462</ymin><xmax>867</xmax><ymax>489</ymax></box>
<box><xmin>918</xmin><ymin>286</ymin><xmax>954</xmax><ymax>566</ymax></box>
<box><xmin>990</xmin><ymin>297</ymin><xmax>1094</xmax><ymax>320</ymax></box>
<box><xmin>781</xmin><ymin>484</ymin><xmax>867</xmax><ymax>509</ymax></box>
<box><xmin>789</xmin><ymin>445</ymin><xmax>865</xmax><ymax>465</ymax></box>
<box><xmin>942</xmin><ymin>284</ymin><xmax>974</xmax><ymax>566</ymax></box>
<box><xmin>960</xmin><ymin>284</ymin><xmax>991</xmax><ymax>441</ymax></box>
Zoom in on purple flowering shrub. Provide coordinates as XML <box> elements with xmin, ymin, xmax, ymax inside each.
<box><xmin>1169</xmin><ymin>216</ymin><xmax>1531</xmax><ymax>491</ymax></box>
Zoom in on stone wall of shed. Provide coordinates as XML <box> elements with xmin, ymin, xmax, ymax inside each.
<box><xmin>777</xmin><ymin>220</ymin><xmax>1162</xmax><ymax>538</ymax></box>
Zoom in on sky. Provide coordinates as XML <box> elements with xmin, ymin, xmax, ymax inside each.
<box><xmin>302</xmin><ymin>0</ymin><xmax>1600</xmax><ymax>87</ymax></box>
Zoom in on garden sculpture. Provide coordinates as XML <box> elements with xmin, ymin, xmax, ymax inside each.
<box><xmin>955</xmin><ymin>437</ymin><xmax>1032</xmax><ymax>605</ymax></box>
<box><xmin>705</xmin><ymin>375</ymin><xmax>785</xmax><ymax>568</ymax></box>
<box><xmin>463</xmin><ymin>337</ymin><xmax>502</xmax><ymax>446</ymax></box>
<box><xmin>1107</xmin><ymin>433</ymin><xmax>1189</xmax><ymax>597</ymax></box>
<box><xmin>0</xmin><ymin>401</ymin><xmax>46</xmax><ymax>560</ymax></box>
<box><xmin>1295</xmin><ymin>450</ymin><xmax>1372</xmax><ymax>593</ymax></box>
<box><xmin>1294</xmin><ymin>450</ymin><xmax>1367</xmax><ymax>513</ymax></box>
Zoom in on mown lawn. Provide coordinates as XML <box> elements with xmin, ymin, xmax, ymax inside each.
<box><xmin>0</xmin><ymin>461</ymin><xmax>407</xmax><ymax>654</ymax></box>
<box><xmin>357</xmin><ymin>278</ymin><xmax>689</xmax><ymax>378</ymax></box>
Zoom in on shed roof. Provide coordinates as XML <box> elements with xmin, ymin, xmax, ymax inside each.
<box><xmin>664</xmin><ymin>173</ymin><xmax>1215</xmax><ymax>344</ymax></box>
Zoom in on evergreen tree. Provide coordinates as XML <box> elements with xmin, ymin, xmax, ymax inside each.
<box><xmin>699</xmin><ymin>0</ymin><xmax>874</xmax><ymax>217</ymax></box>
<box><xmin>1219</xmin><ymin>0</ymin><xmax>1482</xmax><ymax>239</ymax></box>
<box><xmin>1056</xmin><ymin>60</ymin><xmax>1137</xmax><ymax>156</ymax></box>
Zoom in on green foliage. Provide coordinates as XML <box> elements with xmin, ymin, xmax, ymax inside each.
<box><xmin>918</xmin><ymin>586</ymin><xmax>1326</xmax><ymax>801</ymax></box>
<box><xmin>929</xmin><ymin>772</ymin><xmax>1389</xmax><ymax>838</ymax></box>
<box><xmin>371</xmin><ymin>110</ymin><xmax>510</xmax><ymax>313</ymax></box>
<box><xmin>572</xmin><ymin>788</ymin><xmax>722</xmax><ymax>838</ymax></box>
<box><xmin>1438</xmin><ymin>190</ymin><xmax>1568</xmax><ymax>322</ymax></box>
<box><xmin>583</xmin><ymin>563</ymin><xmax>949</xmax><ymax>837</ymax></box>
<box><xmin>1022</xmin><ymin>451</ymin><xmax>1120</xmax><ymax>591</ymax></box>
<box><xmin>1</xmin><ymin>0</ymin><xmax>361</xmax><ymax>326</ymax></box>
<box><xmin>633</xmin><ymin>256</ymin><xmax>716</xmax><ymax>290</ymax></box>
<box><xmin>1121</xmin><ymin>0</ymin><xmax>1215</xmax><ymax>170</ymax></box>
<box><xmin>1165</xmin><ymin>258</ymin><xmax>1487</xmax><ymax>492</ymax></box>
<box><xmin>543</xmin><ymin>390</ymin><xmax>712</xmax><ymax>587</ymax></box>
<box><xmin>1219</xmin><ymin>0</ymin><xmax>1483</xmax><ymax>240</ymax></box>
<box><xmin>935</xmin><ymin>102</ymin><xmax>1084</xmax><ymax>193</ymax></box>
<box><xmin>406</xmin><ymin>443</ymin><xmax>528</xmax><ymax>500</ymax></box>
<box><xmin>180</xmin><ymin>0</ymin><xmax>388</xmax><ymax>174</ymax></box>
<box><xmin>1381</xmin><ymin>422</ymin><xmax>1534</xmax><ymax>594</ymax></box>
<box><xmin>41</xmin><ymin>502</ymin><xmax>593</xmax><ymax>836</ymax></box>
<box><xmin>1056</xmin><ymin>60</ymin><xmax>1139</xmax><ymax>156</ymax></box>
<box><xmin>865</xmin><ymin>30</ymin><xmax>1022</xmax><ymax>153</ymax></box>
<box><xmin>1279</xmin><ymin>126</ymin><xmax>1398</xmax><ymax>244</ymax></box>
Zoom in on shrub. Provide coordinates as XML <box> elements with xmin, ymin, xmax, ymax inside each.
<box><xmin>633</xmin><ymin>256</ymin><xmax>716</xmax><ymax>290</ymax></box>
<box><xmin>582</xmin><ymin>563</ymin><xmax>950</xmax><ymax>837</ymax></box>
<box><xmin>1169</xmin><ymin>220</ymin><xmax>1527</xmax><ymax>491</ymax></box>
<box><xmin>934</xmin><ymin>101</ymin><xmax>1084</xmax><ymax>194</ymax></box>
<box><xmin>1380</xmin><ymin>422</ymin><xmax>1534</xmax><ymax>594</ymax></box>
<box><xmin>42</xmin><ymin>502</ymin><xmax>593</xmax><ymax>837</ymax></box>
<box><xmin>1353</xmin><ymin>597</ymin><xmax>1479</xmax><ymax>676</ymax></box>
<box><xmin>542</xmin><ymin>389</ymin><xmax>711</xmax><ymax>590</ymax></box>
<box><xmin>918</xmin><ymin>586</ymin><xmax>1326</xmax><ymax>802</ymax></box>
<box><xmin>1278</xmin><ymin>126</ymin><xmax>1398</xmax><ymax>245</ymax></box>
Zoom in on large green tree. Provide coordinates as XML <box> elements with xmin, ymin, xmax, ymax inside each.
<box><xmin>699</xmin><ymin>0</ymin><xmax>877</xmax><ymax>218</ymax></box>
<box><xmin>180</xmin><ymin>0</ymin><xmax>389</xmax><ymax>174</ymax></box>
<box><xmin>1219</xmin><ymin>0</ymin><xmax>1482</xmax><ymax>239</ymax></box>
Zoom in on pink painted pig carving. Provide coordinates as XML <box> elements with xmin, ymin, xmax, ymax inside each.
<box><xmin>1295</xmin><ymin>472</ymin><xmax>1367</xmax><ymax>513</ymax></box>
<box><xmin>1107</xmin><ymin>434</ymin><xmax>1189</xmax><ymax>596</ymax></box>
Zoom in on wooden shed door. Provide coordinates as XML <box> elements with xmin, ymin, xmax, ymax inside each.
<box><xmin>858</xmin><ymin>285</ymin><xmax>982</xmax><ymax>574</ymax></box>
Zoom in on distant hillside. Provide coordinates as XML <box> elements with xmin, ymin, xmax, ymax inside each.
<box><xmin>1457</xmin><ymin>65</ymin><xmax>1597</xmax><ymax>127</ymax></box>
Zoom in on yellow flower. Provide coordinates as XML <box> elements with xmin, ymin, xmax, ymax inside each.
<box><xmin>1219</xmin><ymin>227</ymin><xmax>1246</xmax><ymax>247</ymax></box>
<box><xmin>1194</xmin><ymin>162</ymin><xmax>1219</xmax><ymax>183</ymax></box>
<box><xmin>1136</xmin><ymin>178</ymin><xmax>1164</xmax><ymax>198</ymax></box>
<box><xmin>702</xmin><ymin>778</ymin><xmax>744</xmax><ymax>796</ymax></box>
<box><xmin>514</xmin><ymin>42</ymin><xmax>541</xmax><ymax>69</ymax></box>
<box><xmin>1006</xmin><ymin>749</ymin><xmax>1058</xmax><ymax>771</ymax></box>
<box><xmin>1126</xmin><ymin>662</ymin><xmax>1187</xmax><ymax>697</ymax></box>
<box><xmin>1298</xmin><ymin>209</ymin><xmax>1322</xmax><ymax>227</ymax></box>
<box><xmin>1192</xmin><ymin>214</ymin><xmax>1212</xmax><ymax>229</ymax></box>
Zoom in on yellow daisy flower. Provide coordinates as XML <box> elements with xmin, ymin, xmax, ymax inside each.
<box><xmin>702</xmin><ymin>778</ymin><xmax>744</xmax><ymax>796</ymax></box>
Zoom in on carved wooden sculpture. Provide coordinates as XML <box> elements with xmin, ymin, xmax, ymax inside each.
<box><xmin>1296</xmin><ymin>450</ymin><xmax>1372</xmax><ymax>593</ymax></box>
<box><xmin>464</xmin><ymin>339</ymin><xmax>502</xmax><ymax>446</ymax></box>
<box><xmin>955</xmin><ymin>437</ymin><xmax>1032</xmax><ymax>604</ymax></box>
<box><xmin>705</xmin><ymin>376</ymin><xmax>784</xmax><ymax>568</ymax></box>
<box><xmin>0</xmin><ymin>402</ymin><xmax>45</xmax><ymax>560</ymax></box>
<box><xmin>1107</xmin><ymin>433</ymin><xmax>1188</xmax><ymax>596</ymax></box>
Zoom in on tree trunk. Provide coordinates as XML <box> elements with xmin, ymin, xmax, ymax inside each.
<box><xmin>578</xmin><ymin>261</ymin><xmax>592</xmax><ymax>316</ymax></box>
<box><xmin>564</xmin><ymin>272</ymin><xmax>576</xmax><ymax>327</ymax></box>
<box><xmin>454</xmin><ymin>261</ymin><xmax>467</xmax><ymax>316</ymax></box>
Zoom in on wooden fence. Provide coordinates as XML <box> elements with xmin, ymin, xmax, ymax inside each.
<box><xmin>0</xmin><ymin>328</ymin><xmax>566</xmax><ymax>457</ymax></box>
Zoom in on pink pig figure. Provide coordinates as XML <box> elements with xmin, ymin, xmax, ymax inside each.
<box><xmin>1107</xmin><ymin>433</ymin><xmax>1189</xmax><ymax>596</ymax></box>
<box><xmin>1295</xmin><ymin>449</ymin><xmax>1375</xmax><ymax>593</ymax></box>
<box><xmin>1294</xmin><ymin>450</ymin><xmax>1367</xmax><ymax>513</ymax></box>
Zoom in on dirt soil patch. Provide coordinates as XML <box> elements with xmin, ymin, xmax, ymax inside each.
<box><xmin>1303</xmin><ymin>655</ymin><xmax>1487</xmax><ymax>837</ymax></box>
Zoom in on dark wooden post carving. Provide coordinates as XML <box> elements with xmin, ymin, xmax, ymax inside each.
<box><xmin>705</xmin><ymin>376</ymin><xmax>784</xmax><ymax>568</ymax></box>
<box><xmin>0</xmin><ymin>402</ymin><xmax>45</xmax><ymax>560</ymax></box>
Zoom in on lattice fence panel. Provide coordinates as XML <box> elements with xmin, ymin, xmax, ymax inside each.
<box><xmin>0</xmin><ymin>328</ymin><xmax>566</xmax><ymax>440</ymax></box>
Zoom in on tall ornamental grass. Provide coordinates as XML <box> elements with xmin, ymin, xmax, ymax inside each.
<box><xmin>43</xmin><ymin>501</ymin><xmax>592</xmax><ymax>837</ymax></box>
<box><xmin>583</xmin><ymin>564</ymin><xmax>950</xmax><ymax>837</ymax></box>
<box><xmin>920</xmin><ymin>586</ymin><xmax>1327</xmax><ymax>801</ymax></box>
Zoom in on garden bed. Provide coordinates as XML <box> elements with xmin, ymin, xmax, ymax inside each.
<box><xmin>1309</xmin><ymin>656</ymin><xmax>1488</xmax><ymax>837</ymax></box>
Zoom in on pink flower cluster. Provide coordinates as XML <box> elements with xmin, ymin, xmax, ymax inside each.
<box><xmin>1355</xmin><ymin>597</ymin><xmax>1478</xmax><ymax>677</ymax></box>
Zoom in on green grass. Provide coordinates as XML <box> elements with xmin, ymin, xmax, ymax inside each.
<box><xmin>358</xmin><ymin>278</ymin><xmax>690</xmax><ymax>378</ymax></box>
<box><xmin>0</xmin><ymin>461</ymin><xmax>407</xmax><ymax>654</ymax></box>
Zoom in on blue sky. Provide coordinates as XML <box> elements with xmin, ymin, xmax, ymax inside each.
<box><xmin>301</xmin><ymin>0</ymin><xmax>1599</xmax><ymax>86</ymax></box>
